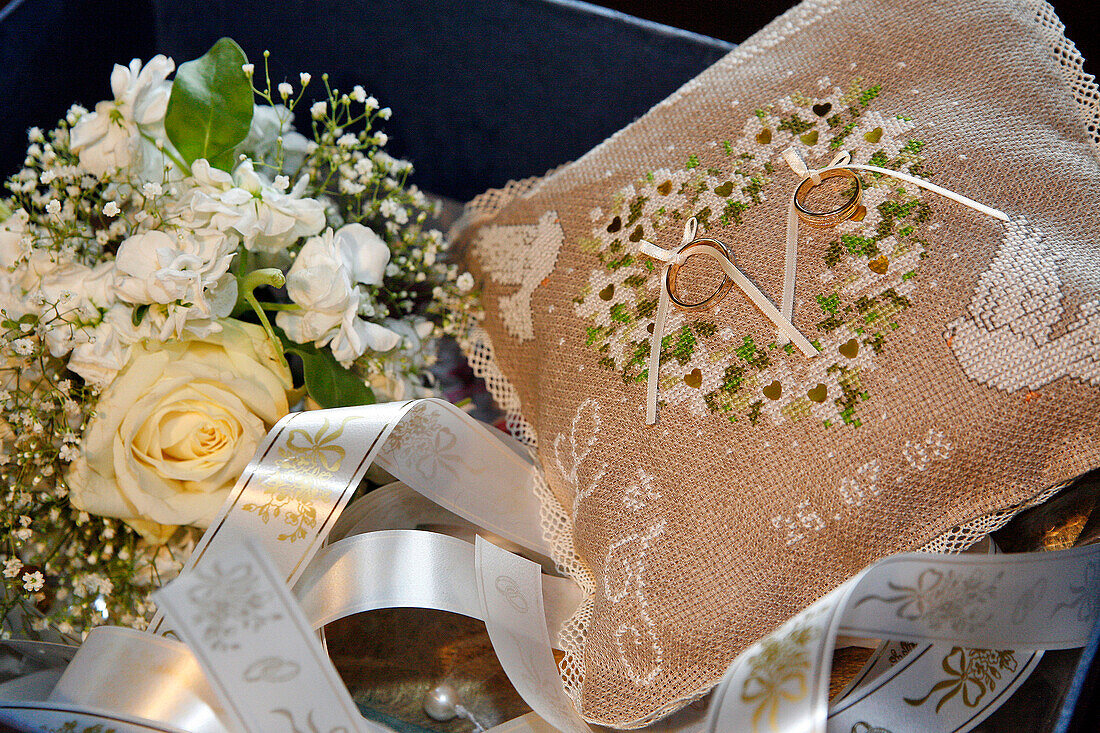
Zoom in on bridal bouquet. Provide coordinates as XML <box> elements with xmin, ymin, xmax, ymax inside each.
<box><xmin>0</xmin><ymin>39</ymin><xmax>475</xmax><ymax>637</ymax></box>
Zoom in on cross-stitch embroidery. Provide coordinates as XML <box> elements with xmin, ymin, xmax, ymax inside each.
<box><xmin>574</xmin><ymin>80</ymin><xmax>935</xmax><ymax>427</ymax></box>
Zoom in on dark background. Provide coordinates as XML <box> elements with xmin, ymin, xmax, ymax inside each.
<box><xmin>596</xmin><ymin>0</ymin><xmax>1097</xmax><ymax>78</ymax></box>
<box><xmin>0</xmin><ymin>0</ymin><xmax>1096</xmax><ymax>201</ymax></box>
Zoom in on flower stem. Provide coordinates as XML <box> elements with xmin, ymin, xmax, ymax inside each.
<box><xmin>253</xmin><ymin>301</ymin><xmax>302</xmax><ymax>312</ymax></box>
<box><xmin>234</xmin><ymin>268</ymin><xmax>289</xmax><ymax>371</ymax></box>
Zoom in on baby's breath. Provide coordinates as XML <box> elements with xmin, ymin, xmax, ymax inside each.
<box><xmin>0</xmin><ymin>49</ymin><xmax>477</xmax><ymax>640</ymax></box>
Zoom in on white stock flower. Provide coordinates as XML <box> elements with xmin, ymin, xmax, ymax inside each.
<box><xmin>67</xmin><ymin>304</ymin><xmax>153</xmax><ymax>387</ymax></box>
<box><xmin>179</xmin><ymin>159</ymin><xmax>324</xmax><ymax>253</ymax></box>
<box><xmin>69</xmin><ymin>56</ymin><xmax>176</xmax><ymax>177</ymax></box>
<box><xmin>276</xmin><ymin>224</ymin><xmax>400</xmax><ymax>366</ymax></box>
<box><xmin>0</xmin><ymin>209</ymin><xmax>30</xmax><ymax>269</ymax></box>
<box><xmin>36</xmin><ymin>260</ymin><xmax>116</xmax><ymax>357</ymax></box>
<box><xmin>115</xmin><ymin>229</ymin><xmax>235</xmax><ymax>307</ymax></box>
<box><xmin>335</xmin><ymin>223</ymin><xmax>390</xmax><ymax>286</ymax></box>
<box><xmin>114</xmin><ymin>228</ymin><xmax>238</xmax><ymax>339</ymax></box>
<box><xmin>237</xmin><ymin>104</ymin><xmax>310</xmax><ymax>174</ymax></box>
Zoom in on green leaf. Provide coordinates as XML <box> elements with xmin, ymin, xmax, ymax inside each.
<box><xmin>165</xmin><ymin>37</ymin><xmax>254</xmax><ymax>171</ymax></box>
<box><xmin>131</xmin><ymin>304</ymin><xmax>150</xmax><ymax>328</ymax></box>
<box><xmin>298</xmin><ymin>348</ymin><xmax>377</xmax><ymax>408</ymax></box>
<box><xmin>272</xmin><ymin>326</ymin><xmax>376</xmax><ymax>408</ymax></box>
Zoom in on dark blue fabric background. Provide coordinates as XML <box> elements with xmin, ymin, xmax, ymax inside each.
<box><xmin>0</xmin><ymin>0</ymin><xmax>731</xmax><ymax>200</ymax></box>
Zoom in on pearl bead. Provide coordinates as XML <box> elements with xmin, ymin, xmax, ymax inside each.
<box><xmin>423</xmin><ymin>682</ymin><xmax>460</xmax><ymax>721</ymax></box>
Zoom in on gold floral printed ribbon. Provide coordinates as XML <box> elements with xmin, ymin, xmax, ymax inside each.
<box><xmin>148</xmin><ymin>397</ymin><xmax>551</xmax><ymax>636</ymax></box>
<box><xmin>707</xmin><ymin>545</ymin><xmax>1099</xmax><ymax>733</ymax></box>
<box><xmin>0</xmin><ymin>399</ymin><xmax>1098</xmax><ymax>733</ymax></box>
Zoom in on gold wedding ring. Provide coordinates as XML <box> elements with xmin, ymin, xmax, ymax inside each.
<box><xmin>665</xmin><ymin>239</ymin><xmax>734</xmax><ymax>311</ymax></box>
<box><xmin>793</xmin><ymin>168</ymin><xmax>863</xmax><ymax>227</ymax></box>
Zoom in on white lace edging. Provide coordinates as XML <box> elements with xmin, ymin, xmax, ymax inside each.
<box><xmin>1027</xmin><ymin>0</ymin><xmax>1100</xmax><ymax>156</ymax></box>
<box><xmin>453</xmin><ymin>0</ymin><xmax>1097</xmax><ymax>723</ymax></box>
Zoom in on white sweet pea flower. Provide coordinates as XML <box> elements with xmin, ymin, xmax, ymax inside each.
<box><xmin>69</xmin><ymin>56</ymin><xmax>176</xmax><ymax>178</ymax></box>
<box><xmin>179</xmin><ymin>159</ymin><xmax>324</xmax><ymax>253</ymax></box>
<box><xmin>276</xmin><ymin>225</ymin><xmax>400</xmax><ymax>366</ymax></box>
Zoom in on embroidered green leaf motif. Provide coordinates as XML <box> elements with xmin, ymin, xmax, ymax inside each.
<box><xmin>165</xmin><ymin>37</ymin><xmax>254</xmax><ymax>171</ymax></box>
<box><xmin>573</xmin><ymin>78</ymin><xmax>935</xmax><ymax>428</ymax></box>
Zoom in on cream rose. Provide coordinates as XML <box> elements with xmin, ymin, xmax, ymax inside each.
<box><xmin>66</xmin><ymin>320</ymin><xmax>292</xmax><ymax>543</ymax></box>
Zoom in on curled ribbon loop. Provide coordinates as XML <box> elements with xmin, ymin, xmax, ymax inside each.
<box><xmin>636</xmin><ymin>218</ymin><xmax>817</xmax><ymax>425</ymax></box>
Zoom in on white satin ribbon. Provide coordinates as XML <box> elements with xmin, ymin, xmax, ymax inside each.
<box><xmin>777</xmin><ymin>147</ymin><xmax>1010</xmax><ymax>343</ymax></box>
<box><xmin>637</xmin><ymin>218</ymin><xmax>818</xmax><ymax>425</ymax></box>
<box><xmin>149</xmin><ymin>398</ymin><xmax>550</xmax><ymax>636</ymax></box>
<box><xmin>2</xmin><ymin>398</ymin><xmax>1097</xmax><ymax>733</ymax></box>
<box><xmin>707</xmin><ymin>544</ymin><xmax>1099</xmax><ymax>733</ymax></box>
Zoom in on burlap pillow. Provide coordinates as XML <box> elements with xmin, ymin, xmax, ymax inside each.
<box><xmin>456</xmin><ymin>0</ymin><xmax>1100</xmax><ymax>726</ymax></box>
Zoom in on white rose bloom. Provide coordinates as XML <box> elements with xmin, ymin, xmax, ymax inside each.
<box><xmin>179</xmin><ymin>159</ymin><xmax>325</xmax><ymax>253</ymax></box>
<box><xmin>66</xmin><ymin>321</ymin><xmax>292</xmax><ymax>542</ymax></box>
<box><xmin>69</xmin><ymin>56</ymin><xmax>176</xmax><ymax>178</ymax></box>
<box><xmin>276</xmin><ymin>225</ymin><xmax>401</xmax><ymax>366</ymax></box>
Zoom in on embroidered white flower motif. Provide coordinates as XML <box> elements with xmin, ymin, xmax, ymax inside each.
<box><xmin>69</xmin><ymin>55</ymin><xmax>176</xmax><ymax>177</ymax></box>
<box><xmin>276</xmin><ymin>224</ymin><xmax>401</xmax><ymax>365</ymax></box>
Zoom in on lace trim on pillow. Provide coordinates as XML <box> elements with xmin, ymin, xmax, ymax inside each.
<box><xmin>454</xmin><ymin>0</ymin><xmax>1097</xmax><ymax>721</ymax></box>
<box><xmin>1027</xmin><ymin>0</ymin><xmax>1100</xmax><ymax>155</ymax></box>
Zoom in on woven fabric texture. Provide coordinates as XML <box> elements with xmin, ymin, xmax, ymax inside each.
<box><xmin>455</xmin><ymin>0</ymin><xmax>1100</xmax><ymax>726</ymax></box>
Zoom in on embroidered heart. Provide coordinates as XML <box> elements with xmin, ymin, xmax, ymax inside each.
<box><xmin>657</xmin><ymin>180</ymin><xmax>673</xmax><ymax>195</ymax></box>
<box><xmin>762</xmin><ymin>380</ymin><xmax>783</xmax><ymax>400</ymax></box>
<box><xmin>685</xmin><ymin>368</ymin><xmax>703</xmax><ymax>389</ymax></box>
<box><xmin>756</xmin><ymin>128</ymin><xmax>772</xmax><ymax>145</ymax></box>
<box><xmin>807</xmin><ymin>384</ymin><xmax>828</xmax><ymax>403</ymax></box>
<box><xmin>599</xmin><ymin>284</ymin><xmax>615</xmax><ymax>300</ymax></box>
<box><xmin>629</xmin><ymin>225</ymin><xmax>645</xmax><ymax>242</ymax></box>
<box><xmin>714</xmin><ymin>181</ymin><xmax>734</xmax><ymax>196</ymax></box>
<box><xmin>812</xmin><ymin>102</ymin><xmax>832</xmax><ymax>116</ymax></box>
<box><xmin>839</xmin><ymin>338</ymin><xmax>860</xmax><ymax>358</ymax></box>
<box><xmin>868</xmin><ymin>254</ymin><xmax>889</xmax><ymax>274</ymax></box>
<box><xmin>607</xmin><ymin>215</ymin><xmax>622</xmax><ymax>233</ymax></box>
<box><xmin>864</xmin><ymin>127</ymin><xmax>884</xmax><ymax>143</ymax></box>
<box><xmin>800</xmin><ymin>130</ymin><xmax>819</xmax><ymax>145</ymax></box>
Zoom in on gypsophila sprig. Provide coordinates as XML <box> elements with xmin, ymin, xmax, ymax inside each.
<box><xmin>0</xmin><ymin>38</ymin><xmax>476</xmax><ymax>638</ymax></box>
